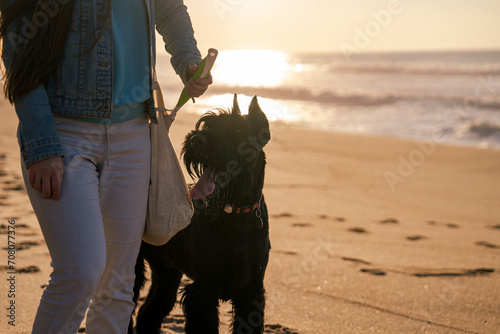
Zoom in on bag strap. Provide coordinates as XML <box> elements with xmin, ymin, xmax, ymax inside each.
<box><xmin>152</xmin><ymin>69</ymin><xmax>175</xmax><ymax>131</ymax></box>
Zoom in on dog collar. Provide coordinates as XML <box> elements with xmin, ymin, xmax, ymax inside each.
<box><xmin>223</xmin><ymin>194</ymin><xmax>264</xmax><ymax>229</ymax></box>
<box><xmin>224</xmin><ymin>194</ymin><xmax>263</xmax><ymax>215</ymax></box>
<box><xmin>224</xmin><ymin>201</ymin><xmax>260</xmax><ymax>215</ymax></box>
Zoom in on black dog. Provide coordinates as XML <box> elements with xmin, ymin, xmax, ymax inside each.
<box><xmin>130</xmin><ymin>95</ymin><xmax>271</xmax><ymax>334</ymax></box>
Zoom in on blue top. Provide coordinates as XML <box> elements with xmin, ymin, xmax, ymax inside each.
<box><xmin>70</xmin><ymin>0</ymin><xmax>151</xmax><ymax>124</ymax></box>
<box><xmin>111</xmin><ymin>0</ymin><xmax>150</xmax><ymax>123</ymax></box>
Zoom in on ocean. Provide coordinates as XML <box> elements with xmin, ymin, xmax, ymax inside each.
<box><xmin>156</xmin><ymin>49</ymin><xmax>500</xmax><ymax>149</ymax></box>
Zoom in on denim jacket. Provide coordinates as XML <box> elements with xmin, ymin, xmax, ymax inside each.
<box><xmin>2</xmin><ymin>0</ymin><xmax>202</xmax><ymax>167</ymax></box>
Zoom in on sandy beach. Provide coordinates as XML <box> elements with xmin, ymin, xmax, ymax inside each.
<box><xmin>1</xmin><ymin>98</ymin><xmax>499</xmax><ymax>333</ymax></box>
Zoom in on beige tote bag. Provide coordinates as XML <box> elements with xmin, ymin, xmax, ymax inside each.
<box><xmin>143</xmin><ymin>77</ymin><xmax>194</xmax><ymax>246</ymax></box>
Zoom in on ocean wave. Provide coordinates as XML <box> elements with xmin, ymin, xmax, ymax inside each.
<box><xmin>477</xmin><ymin>98</ymin><xmax>500</xmax><ymax>110</ymax></box>
<box><xmin>327</xmin><ymin>61</ymin><xmax>500</xmax><ymax>76</ymax></box>
<box><xmin>458</xmin><ymin>120</ymin><xmax>500</xmax><ymax>138</ymax></box>
<box><xmin>207</xmin><ymin>84</ymin><xmax>500</xmax><ymax>109</ymax></box>
<box><xmin>290</xmin><ymin>51</ymin><xmax>500</xmax><ymax>76</ymax></box>
<box><xmin>208</xmin><ymin>85</ymin><xmax>402</xmax><ymax>106</ymax></box>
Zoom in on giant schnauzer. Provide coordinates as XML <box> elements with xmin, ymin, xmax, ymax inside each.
<box><xmin>130</xmin><ymin>95</ymin><xmax>271</xmax><ymax>334</ymax></box>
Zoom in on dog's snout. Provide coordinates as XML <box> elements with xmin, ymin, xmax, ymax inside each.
<box><xmin>190</xmin><ymin>133</ymin><xmax>207</xmax><ymax>146</ymax></box>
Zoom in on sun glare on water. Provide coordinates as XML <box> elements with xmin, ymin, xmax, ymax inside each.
<box><xmin>200</xmin><ymin>50</ymin><xmax>300</xmax><ymax>124</ymax></box>
<box><xmin>211</xmin><ymin>50</ymin><xmax>290</xmax><ymax>87</ymax></box>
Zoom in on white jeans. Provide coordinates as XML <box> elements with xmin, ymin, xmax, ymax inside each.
<box><xmin>22</xmin><ymin>115</ymin><xmax>151</xmax><ymax>334</ymax></box>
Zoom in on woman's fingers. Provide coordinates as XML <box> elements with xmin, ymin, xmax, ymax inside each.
<box><xmin>185</xmin><ymin>62</ymin><xmax>213</xmax><ymax>98</ymax></box>
<box><xmin>185</xmin><ymin>75</ymin><xmax>213</xmax><ymax>98</ymax></box>
<box><xmin>41</xmin><ymin>178</ymin><xmax>52</xmax><ymax>199</ymax></box>
<box><xmin>28</xmin><ymin>157</ymin><xmax>64</xmax><ymax>200</ymax></box>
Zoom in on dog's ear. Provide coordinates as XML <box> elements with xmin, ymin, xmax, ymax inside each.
<box><xmin>247</xmin><ymin>96</ymin><xmax>270</xmax><ymax>147</ymax></box>
<box><xmin>232</xmin><ymin>94</ymin><xmax>241</xmax><ymax>115</ymax></box>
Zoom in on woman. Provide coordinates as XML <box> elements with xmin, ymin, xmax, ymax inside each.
<box><xmin>1</xmin><ymin>0</ymin><xmax>212</xmax><ymax>332</ymax></box>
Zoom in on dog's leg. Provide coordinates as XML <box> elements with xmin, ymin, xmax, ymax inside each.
<box><xmin>135</xmin><ymin>254</ymin><xmax>182</xmax><ymax>334</ymax></box>
<box><xmin>231</xmin><ymin>284</ymin><xmax>266</xmax><ymax>334</ymax></box>
<box><xmin>128</xmin><ymin>245</ymin><xmax>147</xmax><ymax>334</ymax></box>
<box><xmin>182</xmin><ymin>282</ymin><xmax>220</xmax><ymax>334</ymax></box>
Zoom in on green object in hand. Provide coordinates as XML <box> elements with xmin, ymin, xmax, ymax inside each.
<box><xmin>172</xmin><ymin>48</ymin><xmax>218</xmax><ymax>115</ymax></box>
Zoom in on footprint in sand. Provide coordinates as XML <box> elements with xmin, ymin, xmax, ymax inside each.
<box><xmin>342</xmin><ymin>257</ymin><xmax>371</xmax><ymax>265</ymax></box>
<box><xmin>291</xmin><ymin>223</ymin><xmax>313</xmax><ymax>228</ymax></box>
<box><xmin>342</xmin><ymin>257</ymin><xmax>386</xmax><ymax>276</ymax></box>
<box><xmin>273</xmin><ymin>250</ymin><xmax>299</xmax><ymax>256</ymax></box>
<box><xmin>360</xmin><ymin>267</ymin><xmax>495</xmax><ymax>278</ymax></box>
<box><xmin>3</xmin><ymin>183</ymin><xmax>24</xmax><ymax>191</ymax></box>
<box><xmin>0</xmin><ymin>223</ymin><xmax>32</xmax><ymax>234</ymax></box>
<box><xmin>318</xmin><ymin>214</ymin><xmax>346</xmax><ymax>222</ymax></box>
<box><xmin>406</xmin><ymin>235</ymin><xmax>426</xmax><ymax>241</ymax></box>
<box><xmin>0</xmin><ymin>224</ymin><xmax>9</xmax><ymax>234</ymax></box>
<box><xmin>18</xmin><ymin>241</ymin><xmax>39</xmax><ymax>250</ymax></box>
<box><xmin>0</xmin><ymin>194</ymin><xmax>7</xmax><ymax>206</ymax></box>
<box><xmin>264</xmin><ymin>324</ymin><xmax>301</xmax><ymax>334</ymax></box>
<box><xmin>427</xmin><ymin>220</ymin><xmax>460</xmax><ymax>229</ymax></box>
<box><xmin>412</xmin><ymin>268</ymin><xmax>494</xmax><ymax>277</ymax></box>
<box><xmin>348</xmin><ymin>227</ymin><xmax>369</xmax><ymax>234</ymax></box>
<box><xmin>1</xmin><ymin>240</ymin><xmax>40</xmax><ymax>251</ymax></box>
<box><xmin>475</xmin><ymin>241</ymin><xmax>500</xmax><ymax>249</ymax></box>
<box><xmin>379</xmin><ymin>218</ymin><xmax>399</xmax><ymax>224</ymax></box>
<box><xmin>18</xmin><ymin>265</ymin><xmax>41</xmax><ymax>273</ymax></box>
<box><xmin>272</xmin><ymin>212</ymin><xmax>294</xmax><ymax>219</ymax></box>
<box><xmin>361</xmin><ymin>268</ymin><xmax>387</xmax><ymax>276</ymax></box>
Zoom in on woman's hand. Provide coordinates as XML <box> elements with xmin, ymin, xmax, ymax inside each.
<box><xmin>185</xmin><ymin>62</ymin><xmax>213</xmax><ymax>98</ymax></box>
<box><xmin>28</xmin><ymin>157</ymin><xmax>64</xmax><ymax>200</ymax></box>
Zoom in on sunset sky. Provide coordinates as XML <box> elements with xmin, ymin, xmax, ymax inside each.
<box><xmin>182</xmin><ymin>0</ymin><xmax>500</xmax><ymax>54</ymax></box>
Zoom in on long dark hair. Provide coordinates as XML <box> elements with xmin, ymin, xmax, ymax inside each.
<box><xmin>0</xmin><ymin>0</ymin><xmax>74</xmax><ymax>103</ymax></box>
<box><xmin>0</xmin><ymin>0</ymin><xmax>110</xmax><ymax>103</ymax></box>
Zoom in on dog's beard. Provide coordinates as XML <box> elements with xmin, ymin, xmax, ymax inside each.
<box><xmin>184</xmin><ymin>142</ymin><xmax>237</xmax><ymax>202</ymax></box>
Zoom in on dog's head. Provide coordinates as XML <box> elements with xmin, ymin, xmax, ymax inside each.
<box><xmin>182</xmin><ymin>95</ymin><xmax>270</xmax><ymax>215</ymax></box>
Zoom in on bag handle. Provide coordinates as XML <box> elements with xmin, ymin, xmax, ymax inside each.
<box><xmin>152</xmin><ymin>69</ymin><xmax>175</xmax><ymax>131</ymax></box>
